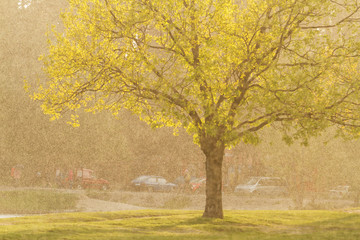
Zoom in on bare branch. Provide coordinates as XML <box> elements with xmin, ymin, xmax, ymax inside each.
<box><xmin>300</xmin><ymin>6</ymin><xmax>360</xmax><ymax>29</ymax></box>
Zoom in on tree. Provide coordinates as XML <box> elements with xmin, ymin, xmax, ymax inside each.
<box><xmin>261</xmin><ymin>131</ymin><xmax>340</xmax><ymax>209</ymax></box>
<box><xmin>328</xmin><ymin>140</ymin><xmax>360</xmax><ymax>207</ymax></box>
<box><xmin>30</xmin><ymin>0</ymin><xmax>360</xmax><ymax>218</ymax></box>
<box><xmin>0</xmin><ymin>0</ymin><xmax>68</xmax><ymax>182</ymax></box>
<box><xmin>1</xmin><ymin>0</ymin><xmax>197</xmax><ymax>188</ymax></box>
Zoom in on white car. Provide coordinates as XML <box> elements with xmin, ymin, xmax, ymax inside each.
<box><xmin>329</xmin><ymin>185</ymin><xmax>351</xmax><ymax>199</ymax></box>
<box><xmin>235</xmin><ymin>177</ymin><xmax>288</xmax><ymax>196</ymax></box>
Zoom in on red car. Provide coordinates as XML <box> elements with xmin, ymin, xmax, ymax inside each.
<box><xmin>190</xmin><ymin>178</ymin><xmax>206</xmax><ymax>193</ymax></box>
<box><xmin>75</xmin><ymin>168</ymin><xmax>110</xmax><ymax>190</ymax></box>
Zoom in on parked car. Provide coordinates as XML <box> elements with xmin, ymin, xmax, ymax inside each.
<box><xmin>130</xmin><ymin>175</ymin><xmax>177</xmax><ymax>192</ymax></box>
<box><xmin>190</xmin><ymin>178</ymin><xmax>206</xmax><ymax>194</ymax></box>
<box><xmin>234</xmin><ymin>177</ymin><xmax>288</xmax><ymax>196</ymax></box>
<box><xmin>329</xmin><ymin>185</ymin><xmax>351</xmax><ymax>199</ymax></box>
<box><xmin>131</xmin><ymin>175</ymin><xmax>151</xmax><ymax>188</ymax></box>
<box><xmin>75</xmin><ymin>168</ymin><xmax>110</xmax><ymax>190</ymax></box>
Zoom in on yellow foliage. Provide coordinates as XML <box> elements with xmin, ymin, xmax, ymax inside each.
<box><xmin>29</xmin><ymin>0</ymin><xmax>360</xmax><ymax>145</ymax></box>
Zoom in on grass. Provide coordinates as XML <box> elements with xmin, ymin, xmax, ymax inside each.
<box><xmin>162</xmin><ymin>196</ymin><xmax>192</xmax><ymax>209</ymax></box>
<box><xmin>85</xmin><ymin>190</ymin><xmax>112</xmax><ymax>201</ymax></box>
<box><xmin>0</xmin><ymin>190</ymin><xmax>79</xmax><ymax>214</ymax></box>
<box><xmin>85</xmin><ymin>190</ymin><xmax>193</xmax><ymax>209</ymax></box>
<box><xmin>1</xmin><ymin>209</ymin><xmax>360</xmax><ymax>239</ymax></box>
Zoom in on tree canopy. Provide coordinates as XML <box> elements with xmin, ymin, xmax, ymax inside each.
<box><xmin>31</xmin><ymin>0</ymin><xmax>360</xmax><ymax>218</ymax></box>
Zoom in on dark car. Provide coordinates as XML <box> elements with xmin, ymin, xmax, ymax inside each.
<box><xmin>131</xmin><ymin>175</ymin><xmax>177</xmax><ymax>192</ymax></box>
<box><xmin>131</xmin><ymin>175</ymin><xmax>151</xmax><ymax>188</ymax></box>
<box><xmin>235</xmin><ymin>177</ymin><xmax>288</xmax><ymax>196</ymax></box>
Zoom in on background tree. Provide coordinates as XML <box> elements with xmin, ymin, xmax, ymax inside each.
<box><xmin>1</xmin><ymin>0</ymin><xmax>201</xmax><ymax>186</ymax></box>
<box><xmin>261</xmin><ymin>130</ymin><xmax>341</xmax><ymax>209</ymax></box>
<box><xmin>0</xmin><ymin>0</ymin><xmax>69</xmax><ymax>183</ymax></box>
<box><xmin>261</xmin><ymin>131</ymin><xmax>360</xmax><ymax>209</ymax></box>
<box><xmin>327</xmin><ymin>140</ymin><xmax>360</xmax><ymax>206</ymax></box>
<box><xmin>30</xmin><ymin>0</ymin><xmax>360</xmax><ymax>218</ymax></box>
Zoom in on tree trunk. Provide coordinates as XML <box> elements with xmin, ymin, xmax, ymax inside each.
<box><xmin>201</xmin><ymin>138</ymin><xmax>225</xmax><ymax>219</ymax></box>
<box><xmin>354</xmin><ymin>191</ymin><xmax>360</xmax><ymax>207</ymax></box>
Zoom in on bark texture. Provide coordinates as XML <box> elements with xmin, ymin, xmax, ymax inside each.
<box><xmin>201</xmin><ymin>138</ymin><xmax>225</xmax><ymax>219</ymax></box>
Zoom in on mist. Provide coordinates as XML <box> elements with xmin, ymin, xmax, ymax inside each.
<box><xmin>1</xmin><ymin>0</ymin><xmax>360</xmax><ymax>224</ymax></box>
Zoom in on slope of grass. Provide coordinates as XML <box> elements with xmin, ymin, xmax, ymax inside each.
<box><xmin>0</xmin><ymin>190</ymin><xmax>78</xmax><ymax>214</ymax></box>
<box><xmin>1</xmin><ymin>210</ymin><xmax>360</xmax><ymax>240</ymax></box>
<box><xmin>85</xmin><ymin>190</ymin><xmax>193</xmax><ymax>209</ymax></box>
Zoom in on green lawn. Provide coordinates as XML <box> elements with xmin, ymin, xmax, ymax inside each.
<box><xmin>0</xmin><ymin>190</ymin><xmax>78</xmax><ymax>214</ymax></box>
<box><xmin>1</xmin><ymin>210</ymin><xmax>360</xmax><ymax>239</ymax></box>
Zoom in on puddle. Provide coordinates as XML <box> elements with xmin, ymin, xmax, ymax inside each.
<box><xmin>0</xmin><ymin>215</ymin><xmax>23</xmax><ymax>219</ymax></box>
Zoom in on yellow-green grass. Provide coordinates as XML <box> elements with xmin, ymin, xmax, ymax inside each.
<box><xmin>0</xmin><ymin>190</ymin><xmax>78</xmax><ymax>214</ymax></box>
<box><xmin>1</xmin><ymin>210</ymin><xmax>360</xmax><ymax>239</ymax></box>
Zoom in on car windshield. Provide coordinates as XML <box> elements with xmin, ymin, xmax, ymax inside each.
<box><xmin>134</xmin><ymin>176</ymin><xmax>149</xmax><ymax>181</ymax></box>
<box><xmin>158</xmin><ymin>178</ymin><xmax>167</xmax><ymax>184</ymax></box>
<box><xmin>246</xmin><ymin>178</ymin><xmax>260</xmax><ymax>185</ymax></box>
<box><xmin>145</xmin><ymin>177</ymin><xmax>157</xmax><ymax>183</ymax></box>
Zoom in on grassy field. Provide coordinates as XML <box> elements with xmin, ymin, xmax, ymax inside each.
<box><xmin>1</xmin><ymin>210</ymin><xmax>360</xmax><ymax>240</ymax></box>
<box><xmin>0</xmin><ymin>190</ymin><xmax>78</xmax><ymax>214</ymax></box>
